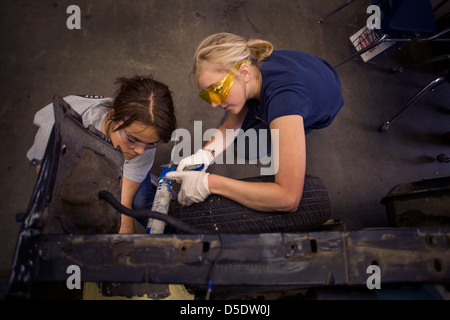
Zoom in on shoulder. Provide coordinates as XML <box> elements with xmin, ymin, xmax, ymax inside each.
<box><xmin>32</xmin><ymin>95</ymin><xmax>113</xmax><ymax>135</ymax></box>
<box><xmin>63</xmin><ymin>95</ymin><xmax>113</xmax><ymax>111</ymax></box>
<box><xmin>264</xmin><ymin>50</ymin><xmax>311</xmax><ymax>64</ymax></box>
<box><xmin>63</xmin><ymin>95</ymin><xmax>113</xmax><ymax>128</ymax></box>
<box><xmin>35</xmin><ymin>95</ymin><xmax>113</xmax><ymax>115</ymax></box>
<box><xmin>262</xmin><ymin>50</ymin><xmax>325</xmax><ymax>75</ymax></box>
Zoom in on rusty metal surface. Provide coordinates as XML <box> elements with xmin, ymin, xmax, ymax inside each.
<box><xmin>25</xmin><ymin>95</ymin><xmax>123</xmax><ymax>234</ymax></box>
<box><xmin>15</xmin><ymin>228</ymin><xmax>450</xmax><ymax>287</ymax></box>
<box><xmin>7</xmin><ymin>95</ymin><xmax>124</xmax><ymax>297</ymax></box>
<box><xmin>7</xmin><ymin>96</ymin><xmax>450</xmax><ymax>299</ymax></box>
<box><xmin>382</xmin><ymin>176</ymin><xmax>450</xmax><ymax>227</ymax></box>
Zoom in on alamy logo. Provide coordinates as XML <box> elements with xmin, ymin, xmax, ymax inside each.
<box><xmin>366</xmin><ymin>265</ymin><xmax>381</xmax><ymax>289</ymax></box>
<box><xmin>366</xmin><ymin>5</ymin><xmax>381</xmax><ymax>30</ymax></box>
<box><xmin>66</xmin><ymin>265</ymin><xmax>81</xmax><ymax>289</ymax></box>
<box><xmin>170</xmin><ymin>121</ymin><xmax>279</xmax><ymax>175</ymax></box>
<box><xmin>66</xmin><ymin>5</ymin><xmax>81</xmax><ymax>30</ymax></box>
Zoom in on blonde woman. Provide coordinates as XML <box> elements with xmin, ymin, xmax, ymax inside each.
<box><xmin>168</xmin><ymin>33</ymin><xmax>344</xmax><ymax>213</ymax></box>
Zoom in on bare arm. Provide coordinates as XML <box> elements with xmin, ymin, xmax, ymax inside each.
<box><xmin>203</xmin><ymin>105</ymin><xmax>248</xmax><ymax>156</ymax></box>
<box><xmin>118</xmin><ymin>177</ymin><xmax>141</xmax><ymax>233</ymax></box>
<box><xmin>208</xmin><ymin>115</ymin><xmax>306</xmax><ymax>212</ymax></box>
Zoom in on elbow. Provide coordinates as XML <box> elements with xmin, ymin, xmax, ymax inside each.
<box><xmin>286</xmin><ymin>198</ymin><xmax>301</xmax><ymax>213</ymax></box>
<box><xmin>280</xmin><ymin>194</ymin><xmax>302</xmax><ymax>213</ymax></box>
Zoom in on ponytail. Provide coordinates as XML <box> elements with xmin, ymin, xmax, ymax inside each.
<box><xmin>193</xmin><ymin>33</ymin><xmax>273</xmax><ymax>77</ymax></box>
<box><xmin>248</xmin><ymin>39</ymin><xmax>273</xmax><ymax>66</ymax></box>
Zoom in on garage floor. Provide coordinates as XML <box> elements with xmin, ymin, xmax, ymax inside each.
<box><xmin>0</xmin><ymin>0</ymin><xmax>449</xmax><ymax>298</ymax></box>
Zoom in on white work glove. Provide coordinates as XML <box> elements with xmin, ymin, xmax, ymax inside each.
<box><xmin>176</xmin><ymin>149</ymin><xmax>214</xmax><ymax>172</ymax></box>
<box><xmin>166</xmin><ymin>171</ymin><xmax>211</xmax><ymax>206</ymax></box>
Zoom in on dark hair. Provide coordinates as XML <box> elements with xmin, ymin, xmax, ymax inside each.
<box><xmin>106</xmin><ymin>76</ymin><xmax>177</xmax><ymax>143</ymax></box>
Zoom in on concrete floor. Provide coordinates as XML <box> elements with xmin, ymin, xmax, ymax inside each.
<box><xmin>0</xmin><ymin>0</ymin><xmax>449</xmax><ymax>297</ymax></box>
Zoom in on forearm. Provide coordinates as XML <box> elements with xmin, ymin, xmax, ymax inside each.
<box><xmin>119</xmin><ymin>215</ymin><xmax>135</xmax><ymax>234</ymax></box>
<box><xmin>119</xmin><ymin>194</ymin><xmax>135</xmax><ymax>233</ymax></box>
<box><xmin>119</xmin><ymin>178</ymin><xmax>141</xmax><ymax>234</ymax></box>
<box><xmin>206</xmin><ymin>116</ymin><xmax>306</xmax><ymax>213</ymax></box>
<box><xmin>202</xmin><ymin>123</ymin><xmax>239</xmax><ymax>158</ymax></box>
<box><xmin>208</xmin><ymin>174</ymin><xmax>302</xmax><ymax>212</ymax></box>
<box><xmin>203</xmin><ymin>108</ymin><xmax>246</xmax><ymax>158</ymax></box>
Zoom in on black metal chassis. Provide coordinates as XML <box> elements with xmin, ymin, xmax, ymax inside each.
<box><xmin>6</xmin><ymin>96</ymin><xmax>450</xmax><ymax>299</ymax></box>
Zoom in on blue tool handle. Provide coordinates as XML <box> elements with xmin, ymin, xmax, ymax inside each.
<box><xmin>145</xmin><ymin>163</ymin><xmax>205</xmax><ymax>233</ymax></box>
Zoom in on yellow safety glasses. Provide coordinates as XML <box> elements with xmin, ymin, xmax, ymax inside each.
<box><xmin>199</xmin><ymin>61</ymin><xmax>249</xmax><ymax>104</ymax></box>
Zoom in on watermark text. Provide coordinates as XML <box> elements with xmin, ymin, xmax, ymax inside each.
<box><xmin>171</xmin><ymin>121</ymin><xmax>279</xmax><ymax>175</ymax></box>
<box><xmin>366</xmin><ymin>5</ymin><xmax>381</xmax><ymax>30</ymax></box>
<box><xmin>66</xmin><ymin>5</ymin><xmax>81</xmax><ymax>30</ymax></box>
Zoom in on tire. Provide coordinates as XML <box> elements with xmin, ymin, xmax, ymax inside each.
<box><xmin>171</xmin><ymin>174</ymin><xmax>330</xmax><ymax>234</ymax></box>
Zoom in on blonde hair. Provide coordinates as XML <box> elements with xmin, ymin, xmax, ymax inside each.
<box><xmin>193</xmin><ymin>33</ymin><xmax>273</xmax><ymax>78</ymax></box>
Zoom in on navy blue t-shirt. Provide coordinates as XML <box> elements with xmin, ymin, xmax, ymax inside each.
<box><xmin>249</xmin><ymin>50</ymin><xmax>344</xmax><ymax>133</ymax></box>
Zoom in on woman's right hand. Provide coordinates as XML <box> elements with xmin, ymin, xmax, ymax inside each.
<box><xmin>176</xmin><ymin>148</ymin><xmax>215</xmax><ymax>172</ymax></box>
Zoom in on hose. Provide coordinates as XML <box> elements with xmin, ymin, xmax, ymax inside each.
<box><xmin>98</xmin><ymin>190</ymin><xmax>205</xmax><ymax>234</ymax></box>
<box><xmin>99</xmin><ymin>190</ymin><xmax>223</xmax><ymax>299</ymax></box>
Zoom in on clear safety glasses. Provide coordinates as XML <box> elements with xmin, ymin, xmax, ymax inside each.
<box><xmin>118</xmin><ymin>128</ymin><xmax>161</xmax><ymax>150</ymax></box>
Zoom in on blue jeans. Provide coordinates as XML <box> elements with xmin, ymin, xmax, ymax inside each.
<box><xmin>132</xmin><ymin>172</ymin><xmax>156</xmax><ymax>227</ymax></box>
